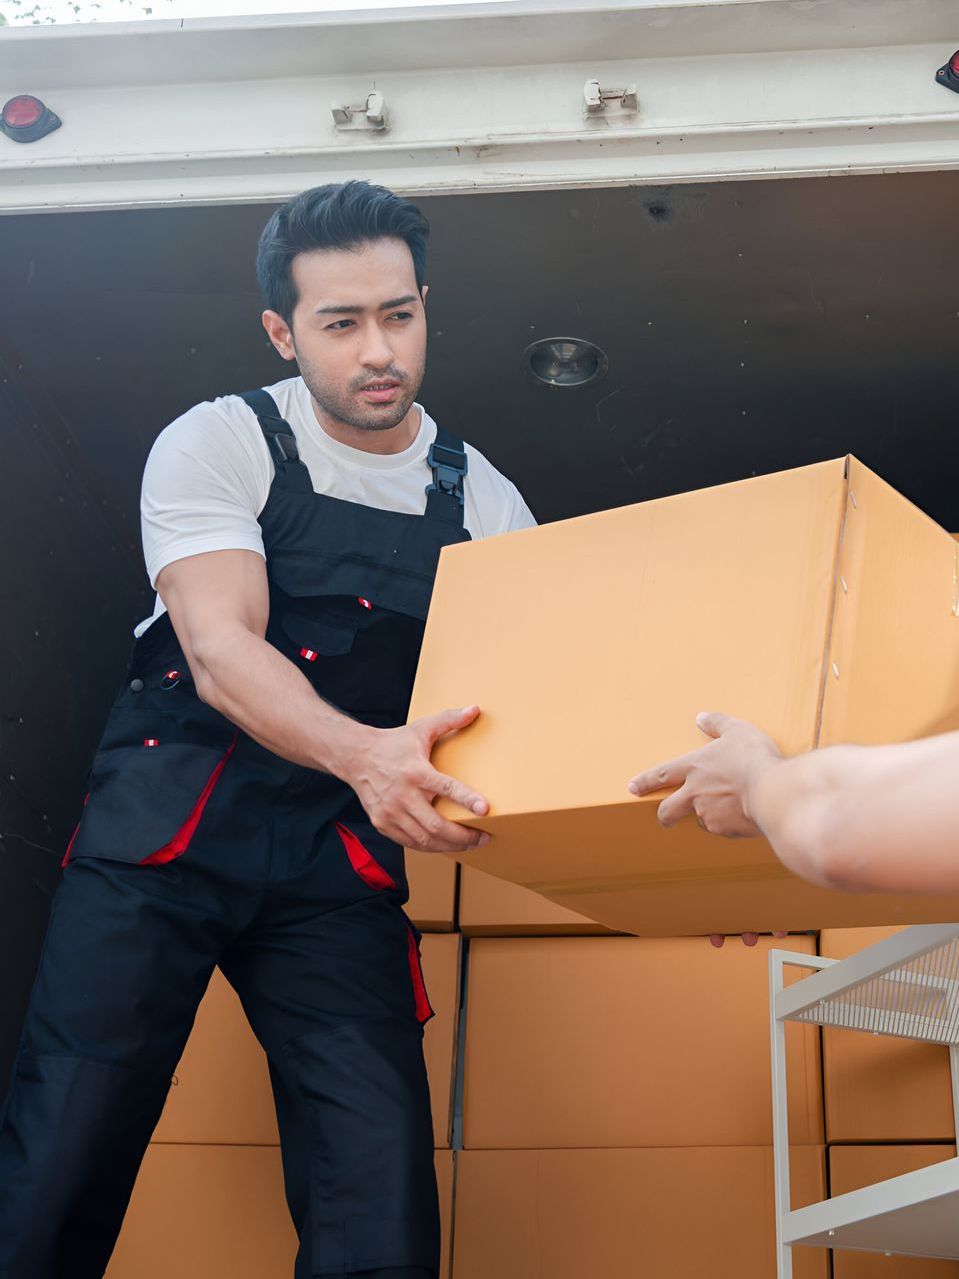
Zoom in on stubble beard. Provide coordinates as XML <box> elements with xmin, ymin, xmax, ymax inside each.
<box><xmin>296</xmin><ymin>349</ymin><xmax>425</xmax><ymax>434</ymax></box>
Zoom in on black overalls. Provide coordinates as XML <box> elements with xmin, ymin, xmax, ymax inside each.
<box><xmin>0</xmin><ymin>388</ymin><xmax>471</xmax><ymax>1279</ymax></box>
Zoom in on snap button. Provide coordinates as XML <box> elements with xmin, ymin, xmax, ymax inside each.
<box><xmin>129</xmin><ymin>678</ymin><xmax>145</xmax><ymax>693</ymax></box>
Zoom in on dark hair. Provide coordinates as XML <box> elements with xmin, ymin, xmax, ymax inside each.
<box><xmin>256</xmin><ymin>180</ymin><xmax>430</xmax><ymax>324</ymax></box>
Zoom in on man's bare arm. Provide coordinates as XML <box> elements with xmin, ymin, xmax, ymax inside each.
<box><xmin>748</xmin><ymin>731</ymin><xmax>959</xmax><ymax>893</ymax></box>
<box><xmin>157</xmin><ymin>549</ymin><xmax>490</xmax><ymax>853</ymax></box>
<box><xmin>629</xmin><ymin>713</ymin><xmax>959</xmax><ymax>894</ymax></box>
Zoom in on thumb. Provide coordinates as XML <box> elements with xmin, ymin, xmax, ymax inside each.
<box><xmin>696</xmin><ymin>711</ymin><xmax>735</xmax><ymax>740</ymax></box>
<box><xmin>418</xmin><ymin>705</ymin><xmax>481</xmax><ymax>745</ymax></box>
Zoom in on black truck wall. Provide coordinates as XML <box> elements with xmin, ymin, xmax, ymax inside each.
<box><xmin>1</xmin><ymin>170</ymin><xmax>958</xmax><ymax>1085</ymax></box>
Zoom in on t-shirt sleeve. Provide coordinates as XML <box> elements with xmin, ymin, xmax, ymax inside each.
<box><xmin>498</xmin><ymin>479</ymin><xmax>538</xmax><ymax>534</ymax></box>
<box><xmin>140</xmin><ymin>402</ymin><xmax>270</xmax><ymax>589</ymax></box>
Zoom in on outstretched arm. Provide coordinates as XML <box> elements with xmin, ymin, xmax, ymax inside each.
<box><xmin>629</xmin><ymin>713</ymin><xmax>959</xmax><ymax>894</ymax></box>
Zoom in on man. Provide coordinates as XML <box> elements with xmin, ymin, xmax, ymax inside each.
<box><xmin>628</xmin><ymin>713</ymin><xmax>959</xmax><ymax>895</ymax></box>
<box><xmin>0</xmin><ymin>180</ymin><xmax>535</xmax><ymax>1278</ymax></box>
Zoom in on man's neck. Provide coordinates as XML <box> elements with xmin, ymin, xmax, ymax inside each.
<box><xmin>309</xmin><ymin>397</ymin><xmax>421</xmax><ymax>456</ymax></box>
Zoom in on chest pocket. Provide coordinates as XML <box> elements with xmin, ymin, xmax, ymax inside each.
<box><xmin>278</xmin><ymin>609</ymin><xmax>359</xmax><ymax>659</ymax></box>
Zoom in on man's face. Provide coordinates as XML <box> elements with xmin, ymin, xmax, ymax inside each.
<box><xmin>265</xmin><ymin>237</ymin><xmax>427</xmax><ymax>434</ymax></box>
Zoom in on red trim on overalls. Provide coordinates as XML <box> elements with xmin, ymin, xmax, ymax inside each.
<box><xmin>405</xmin><ymin>924</ymin><xmax>435</xmax><ymax>1025</ymax></box>
<box><xmin>139</xmin><ymin>732</ymin><xmax>239</xmax><ymax>867</ymax></box>
<box><xmin>61</xmin><ymin>792</ymin><xmax>91</xmax><ymax>868</ymax></box>
<box><xmin>335</xmin><ymin>822</ymin><xmax>398</xmax><ymax>891</ymax></box>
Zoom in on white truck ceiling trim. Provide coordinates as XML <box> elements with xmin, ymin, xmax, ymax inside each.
<box><xmin>1</xmin><ymin>0</ymin><xmax>957</xmax><ymax>211</ymax></box>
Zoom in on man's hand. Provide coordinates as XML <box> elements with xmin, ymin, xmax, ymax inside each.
<box><xmin>628</xmin><ymin>711</ymin><xmax>783</xmax><ymax>838</ymax></box>
<box><xmin>341</xmin><ymin>705</ymin><xmax>491</xmax><ymax>854</ymax></box>
<box><xmin>629</xmin><ymin>713</ymin><xmax>788</xmax><ymax>948</ymax></box>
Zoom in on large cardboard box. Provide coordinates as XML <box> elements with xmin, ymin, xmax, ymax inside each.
<box><xmin>829</xmin><ymin>1146</ymin><xmax>959</xmax><ymax>1278</ymax></box>
<box><xmin>153</xmin><ymin>934</ymin><xmax>461</xmax><ymax>1149</ymax></box>
<box><xmin>452</xmin><ymin>1146</ymin><xmax>828</xmax><ymax>1279</ymax></box>
<box><xmin>105</xmin><ymin>1145</ymin><xmax>296</xmax><ymax>1278</ymax></box>
<box><xmin>407</xmin><ymin>850</ymin><xmax>457</xmax><ymax>931</ymax></box>
<box><xmin>411</xmin><ymin>458</ymin><xmax>959</xmax><ymax>936</ymax></box>
<box><xmin>106</xmin><ymin>1145</ymin><xmax>455</xmax><ymax>1279</ymax></box>
<box><xmin>422</xmin><ymin>933</ymin><xmax>462</xmax><ymax>1148</ymax></box>
<box><xmin>459</xmin><ymin>865</ymin><xmax>613</xmax><ymax>935</ymax></box>
<box><xmin>821</xmin><ymin>928</ymin><xmax>956</xmax><ymax>1143</ymax></box>
<box><xmin>462</xmin><ymin>935</ymin><xmax>823</xmax><ymax>1149</ymax></box>
<box><xmin>151</xmin><ymin>966</ymin><xmax>278</xmax><ymax>1145</ymax></box>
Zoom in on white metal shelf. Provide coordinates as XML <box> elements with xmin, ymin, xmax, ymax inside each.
<box><xmin>785</xmin><ymin>1157</ymin><xmax>959</xmax><ymax>1260</ymax></box>
<box><xmin>778</xmin><ymin>924</ymin><xmax>959</xmax><ymax>1044</ymax></box>
<box><xmin>769</xmin><ymin>925</ymin><xmax>959</xmax><ymax>1277</ymax></box>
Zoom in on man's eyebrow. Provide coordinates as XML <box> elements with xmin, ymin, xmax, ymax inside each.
<box><xmin>314</xmin><ymin>294</ymin><xmax>419</xmax><ymax>317</ymax></box>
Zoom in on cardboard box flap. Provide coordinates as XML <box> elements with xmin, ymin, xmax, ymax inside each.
<box><xmin>820</xmin><ymin>457</ymin><xmax>959</xmax><ymax>746</ymax></box>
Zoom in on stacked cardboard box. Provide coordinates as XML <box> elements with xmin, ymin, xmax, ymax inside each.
<box><xmin>456</xmin><ymin>934</ymin><xmax>829</xmax><ymax>1278</ymax></box>
<box><xmin>407</xmin><ymin>850</ymin><xmax>458</xmax><ymax>931</ymax></box>
<box><xmin>459</xmin><ymin>865</ymin><xmax>614</xmax><ymax>935</ymax></box>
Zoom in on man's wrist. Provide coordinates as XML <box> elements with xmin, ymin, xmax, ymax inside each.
<box><xmin>321</xmin><ymin>717</ymin><xmax>377</xmax><ymax>786</ymax></box>
<box><xmin>742</xmin><ymin>753</ymin><xmax>784</xmax><ymax>834</ymax></box>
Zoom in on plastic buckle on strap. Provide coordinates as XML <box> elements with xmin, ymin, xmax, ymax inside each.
<box><xmin>426</xmin><ymin>440</ymin><xmax>468</xmax><ymax>505</ymax></box>
<box><xmin>271</xmin><ymin>433</ymin><xmax>299</xmax><ymax>464</ymax></box>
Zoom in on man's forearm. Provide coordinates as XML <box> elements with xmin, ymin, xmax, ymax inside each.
<box><xmin>747</xmin><ymin>734</ymin><xmax>959</xmax><ymax>893</ymax></box>
<box><xmin>190</xmin><ymin>623</ymin><xmax>372</xmax><ymax>779</ymax></box>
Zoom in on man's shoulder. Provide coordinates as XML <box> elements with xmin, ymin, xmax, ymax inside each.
<box><xmin>150</xmin><ymin>377</ymin><xmax>301</xmax><ymax>460</ymax></box>
<box><xmin>423</xmin><ymin>411</ymin><xmax>535</xmax><ymax>534</ymax></box>
<box><xmin>425</xmin><ymin>413</ymin><xmax>513</xmax><ymax>491</ymax></box>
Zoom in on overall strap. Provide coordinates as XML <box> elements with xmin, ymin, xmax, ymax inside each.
<box><xmin>238</xmin><ymin>389</ymin><xmax>305</xmax><ymax>472</ymax></box>
<box><xmin>425</xmin><ymin>426</ymin><xmax>468</xmax><ymax>526</ymax></box>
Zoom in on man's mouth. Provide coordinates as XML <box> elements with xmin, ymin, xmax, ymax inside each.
<box><xmin>358</xmin><ymin>380</ymin><xmax>402</xmax><ymax>403</ymax></box>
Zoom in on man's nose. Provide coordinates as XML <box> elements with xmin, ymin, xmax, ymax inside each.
<box><xmin>359</xmin><ymin>325</ymin><xmax>394</xmax><ymax>369</ymax></box>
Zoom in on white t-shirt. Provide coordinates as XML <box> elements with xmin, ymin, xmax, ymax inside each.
<box><xmin>137</xmin><ymin>375</ymin><xmax>536</xmax><ymax>636</ymax></box>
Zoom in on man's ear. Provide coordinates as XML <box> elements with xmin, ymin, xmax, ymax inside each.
<box><xmin>262</xmin><ymin>310</ymin><xmax>296</xmax><ymax>362</ymax></box>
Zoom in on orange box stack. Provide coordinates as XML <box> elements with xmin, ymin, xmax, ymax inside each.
<box><xmin>105</xmin><ymin>461</ymin><xmax>959</xmax><ymax>1276</ymax></box>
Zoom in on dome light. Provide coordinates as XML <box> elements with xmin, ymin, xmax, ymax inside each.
<box><xmin>524</xmin><ymin>336</ymin><xmax>609</xmax><ymax>389</ymax></box>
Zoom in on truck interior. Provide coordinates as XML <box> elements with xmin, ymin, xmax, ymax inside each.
<box><xmin>2</xmin><ymin>167</ymin><xmax>958</xmax><ymax>1076</ymax></box>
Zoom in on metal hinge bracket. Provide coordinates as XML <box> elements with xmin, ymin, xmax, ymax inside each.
<box><xmin>332</xmin><ymin>90</ymin><xmax>389</xmax><ymax>132</ymax></box>
<box><xmin>584</xmin><ymin>79</ymin><xmax>639</xmax><ymax>116</ymax></box>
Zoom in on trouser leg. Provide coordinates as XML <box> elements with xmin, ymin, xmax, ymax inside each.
<box><xmin>223</xmin><ymin>859</ymin><xmax>440</xmax><ymax>1279</ymax></box>
<box><xmin>0</xmin><ymin>857</ymin><xmax>226</xmax><ymax>1279</ymax></box>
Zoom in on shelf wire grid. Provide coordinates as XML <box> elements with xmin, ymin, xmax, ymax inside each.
<box><xmin>790</xmin><ymin>936</ymin><xmax>959</xmax><ymax>1044</ymax></box>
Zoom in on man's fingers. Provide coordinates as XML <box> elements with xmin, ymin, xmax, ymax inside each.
<box><xmin>418</xmin><ymin>704</ymin><xmax>481</xmax><ymax>748</ymax></box>
<box><xmin>740</xmin><ymin>932</ymin><xmax>759</xmax><ymax>947</ymax></box>
<box><xmin>708</xmin><ymin>934</ymin><xmax>726</xmax><ymax>949</ymax></box>
<box><xmin>695</xmin><ymin>711</ymin><xmax>738</xmax><ymax>740</ymax></box>
<box><xmin>656</xmin><ymin>783</ymin><xmax>695</xmax><ymax>829</ymax></box>
<box><xmin>629</xmin><ymin>754</ymin><xmax>696</xmax><ymax>798</ymax></box>
<box><xmin>408</xmin><ymin>796</ymin><xmax>490</xmax><ymax>852</ymax></box>
<box><xmin>427</xmin><ymin>768</ymin><xmax>490</xmax><ymax>818</ymax></box>
<box><xmin>381</xmin><ymin>813</ymin><xmax>434</xmax><ymax>854</ymax></box>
